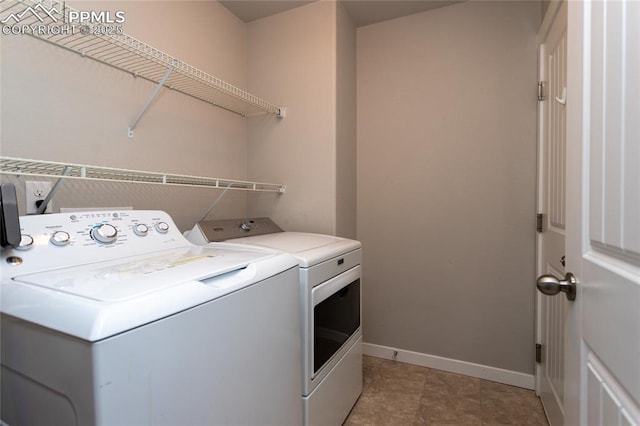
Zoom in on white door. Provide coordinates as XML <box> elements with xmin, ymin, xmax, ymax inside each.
<box><xmin>535</xmin><ymin>2</ymin><xmax>568</xmax><ymax>425</ymax></box>
<box><xmin>562</xmin><ymin>0</ymin><xmax>640</xmax><ymax>424</ymax></box>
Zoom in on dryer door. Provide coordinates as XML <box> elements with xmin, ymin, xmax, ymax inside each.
<box><xmin>311</xmin><ymin>266</ymin><xmax>361</xmax><ymax>376</ymax></box>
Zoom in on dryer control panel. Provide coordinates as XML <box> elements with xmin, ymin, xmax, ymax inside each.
<box><xmin>193</xmin><ymin>217</ymin><xmax>283</xmax><ymax>243</ymax></box>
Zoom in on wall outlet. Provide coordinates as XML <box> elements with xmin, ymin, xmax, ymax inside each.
<box><xmin>26</xmin><ymin>181</ymin><xmax>53</xmax><ymax>214</ymax></box>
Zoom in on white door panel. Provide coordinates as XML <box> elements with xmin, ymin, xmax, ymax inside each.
<box><xmin>586</xmin><ymin>353</ymin><xmax>640</xmax><ymax>426</ymax></box>
<box><xmin>565</xmin><ymin>0</ymin><xmax>640</xmax><ymax>425</ymax></box>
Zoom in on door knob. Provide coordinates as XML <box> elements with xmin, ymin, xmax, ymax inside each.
<box><xmin>536</xmin><ymin>272</ymin><xmax>577</xmax><ymax>301</ymax></box>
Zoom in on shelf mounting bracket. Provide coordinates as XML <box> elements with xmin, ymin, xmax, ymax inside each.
<box><xmin>128</xmin><ymin>64</ymin><xmax>176</xmax><ymax>138</ymax></box>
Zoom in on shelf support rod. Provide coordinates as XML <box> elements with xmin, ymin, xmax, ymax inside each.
<box><xmin>128</xmin><ymin>65</ymin><xmax>175</xmax><ymax>138</ymax></box>
<box><xmin>35</xmin><ymin>166</ymin><xmax>72</xmax><ymax>215</ymax></box>
<box><xmin>198</xmin><ymin>183</ymin><xmax>233</xmax><ymax>222</ymax></box>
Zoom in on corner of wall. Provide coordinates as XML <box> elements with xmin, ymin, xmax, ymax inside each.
<box><xmin>246</xmin><ymin>1</ymin><xmax>340</xmax><ymax>235</ymax></box>
<box><xmin>335</xmin><ymin>2</ymin><xmax>357</xmax><ymax>239</ymax></box>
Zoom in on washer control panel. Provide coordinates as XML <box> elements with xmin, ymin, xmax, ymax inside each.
<box><xmin>1</xmin><ymin>210</ymin><xmax>187</xmax><ymax>276</ymax></box>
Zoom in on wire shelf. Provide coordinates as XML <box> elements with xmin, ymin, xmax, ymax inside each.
<box><xmin>0</xmin><ymin>0</ymin><xmax>285</xmax><ymax>117</ymax></box>
<box><xmin>0</xmin><ymin>157</ymin><xmax>286</xmax><ymax>193</ymax></box>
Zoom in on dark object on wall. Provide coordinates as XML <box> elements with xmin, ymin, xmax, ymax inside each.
<box><xmin>1</xmin><ymin>183</ymin><xmax>21</xmax><ymax>248</ymax></box>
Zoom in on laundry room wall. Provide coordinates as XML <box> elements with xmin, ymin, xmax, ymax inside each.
<box><xmin>245</xmin><ymin>1</ymin><xmax>357</xmax><ymax>238</ymax></box>
<box><xmin>0</xmin><ymin>1</ymin><xmax>263</xmax><ymax>230</ymax></box>
<box><xmin>357</xmin><ymin>0</ymin><xmax>539</xmax><ymax>377</ymax></box>
<box><xmin>336</xmin><ymin>3</ymin><xmax>357</xmax><ymax>240</ymax></box>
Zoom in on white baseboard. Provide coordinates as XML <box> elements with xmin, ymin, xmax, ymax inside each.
<box><xmin>363</xmin><ymin>342</ymin><xmax>535</xmax><ymax>390</ymax></box>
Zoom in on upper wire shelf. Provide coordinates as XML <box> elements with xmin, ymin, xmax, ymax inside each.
<box><xmin>0</xmin><ymin>157</ymin><xmax>286</xmax><ymax>193</ymax></box>
<box><xmin>0</xmin><ymin>0</ymin><xmax>285</xmax><ymax>118</ymax></box>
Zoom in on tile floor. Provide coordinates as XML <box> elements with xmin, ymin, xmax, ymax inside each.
<box><xmin>344</xmin><ymin>355</ymin><xmax>549</xmax><ymax>426</ymax></box>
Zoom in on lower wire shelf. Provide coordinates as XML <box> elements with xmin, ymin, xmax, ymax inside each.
<box><xmin>0</xmin><ymin>157</ymin><xmax>286</xmax><ymax>193</ymax></box>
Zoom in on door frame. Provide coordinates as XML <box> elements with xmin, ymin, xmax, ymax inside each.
<box><xmin>534</xmin><ymin>0</ymin><xmax>564</xmax><ymax>386</ymax></box>
<box><xmin>535</xmin><ymin>1</ymin><xmax>567</xmax><ymax>423</ymax></box>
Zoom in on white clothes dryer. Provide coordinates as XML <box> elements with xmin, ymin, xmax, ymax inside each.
<box><xmin>1</xmin><ymin>211</ymin><xmax>302</xmax><ymax>425</ymax></box>
<box><xmin>188</xmin><ymin>218</ymin><xmax>363</xmax><ymax>426</ymax></box>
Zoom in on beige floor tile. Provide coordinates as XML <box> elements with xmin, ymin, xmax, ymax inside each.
<box><xmin>363</xmin><ymin>355</ymin><xmax>386</xmax><ymax>389</ymax></box>
<box><xmin>480</xmin><ymin>380</ymin><xmax>548</xmax><ymax>426</ymax></box>
<box><xmin>344</xmin><ymin>408</ymin><xmax>413</xmax><ymax>426</ymax></box>
<box><xmin>417</xmin><ymin>369</ymin><xmax>483</xmax><ymax>425</ymax></box>
<box><xmin>352</xmin><ymin>385</ymin><xmax>422</xmax><ymax>420</ymax></box>
<box><xmin>344</xmin><ymin>357</ymin><xmax>548</xmax><ymax>426</ymax></box>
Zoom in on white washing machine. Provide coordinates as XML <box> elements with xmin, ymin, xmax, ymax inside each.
<box><xmin>188</xmin><ymin>218</ymin><xmax>363</xmax><ymax>426</ymax></box>
<box><xmin>1</xmin><ymin>210</ymin><xmax>302</xmax><ymax>425</ymax></box>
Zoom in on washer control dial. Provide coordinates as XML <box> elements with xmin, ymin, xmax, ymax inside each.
<box><xmin>239</xmin><ymin>222</ymin><xmax>252</xmax><ymax>232</ymax></box>
<box><xmin>155</xmin><ymin>222</ymin><xmax>170</xmax><ymax>234</ymax></box>
<box><xmin>50</xmin><ymin>231</ymin><xmax>71</xmax><ymax>246</ymax></box>
<box><xmin>15</xmin><ymin>234</ymin><xmax>34</xmax><ymax>251</ymax></box>
<box><xmin>133</xmin><ymin>223</ymin><xmax>149</xmax><ymax>237</ymax></box>
<box><xmin>91</xmin><ymin>224</ymin><xmax>118</xmax><ymax>244</ymax></box>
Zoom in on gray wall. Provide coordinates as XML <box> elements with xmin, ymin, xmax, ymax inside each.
<box><xmin>246</xmin><ymin>1</ymin><xmax>357</xmax><ymax>238</ymax></box>
<box><xmin>336</xmin><ymin>3</ymin><xmax>357</xmax><ymax>239</ymax></box>
<box><xmin>245</xmin><ymin>1</ymin><xmax>336</xmax><ymax>235</ymax></box>
<box><xmin>357</xmin><ymin>1</ymin><xmax>540</xmax><ymax>374</ymax></box>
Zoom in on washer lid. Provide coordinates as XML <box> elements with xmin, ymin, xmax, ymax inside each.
<box><xmin>12</xmin><ymin>245</ymin><xmax>267</xmax><ymax>302</ymax></box>
<box><xmin>225</xmin><ymin>232</ymin><xmax>361</xmax><ymax>267</ymax></box>
<box><xmin>2</xmin><ymin>245</ymin><xmax>298</xmax><ymax>341</ymax></box>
